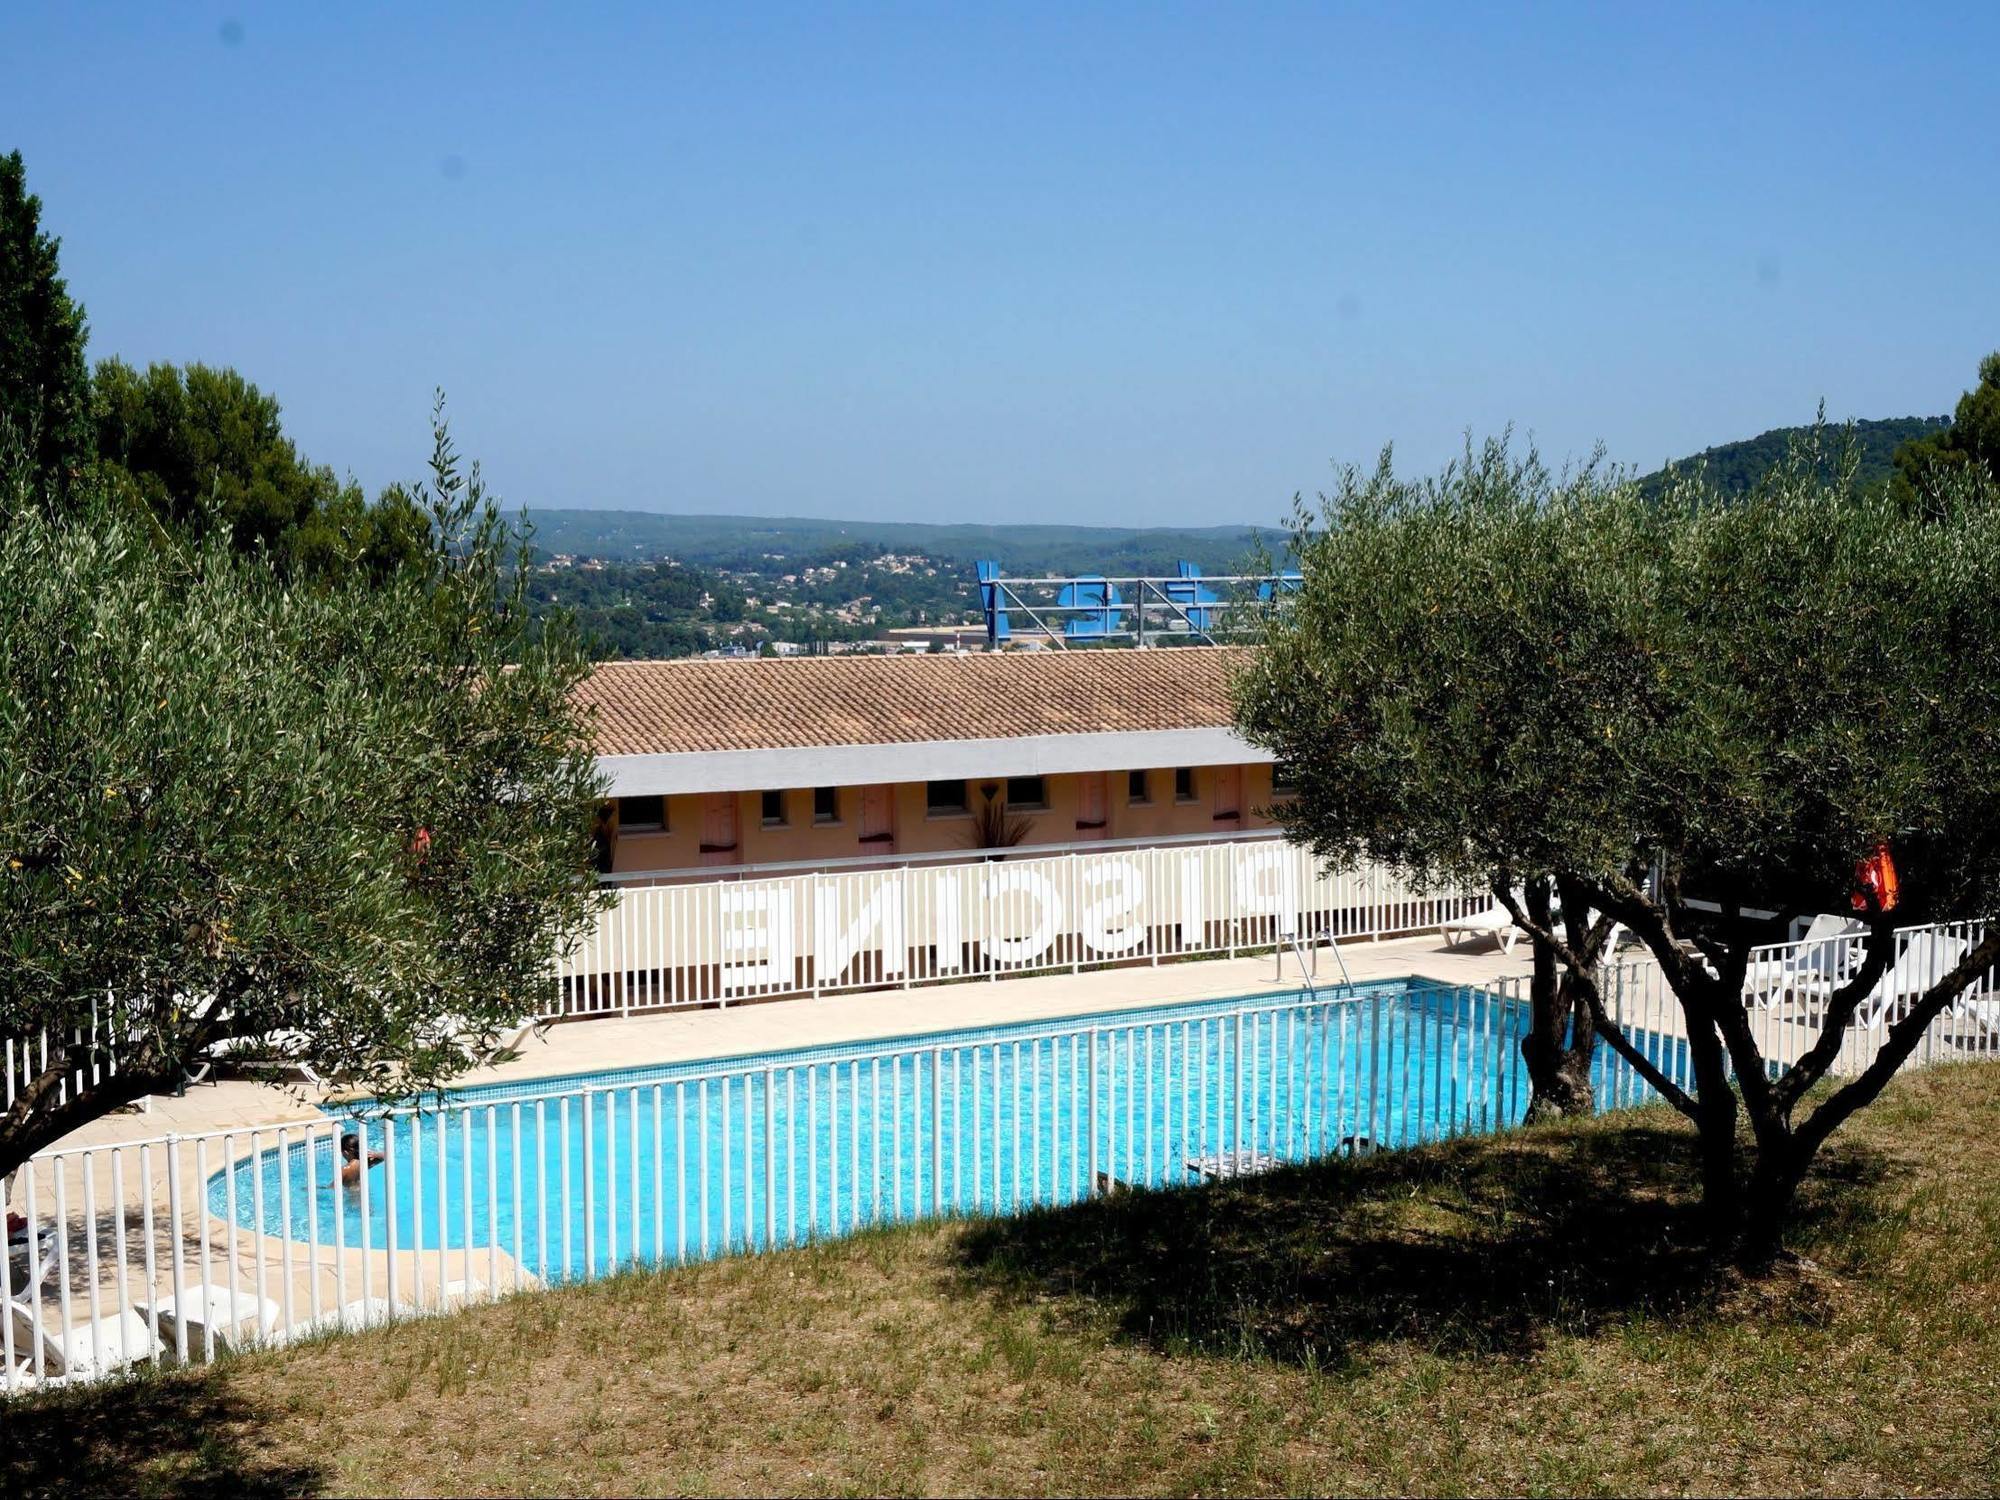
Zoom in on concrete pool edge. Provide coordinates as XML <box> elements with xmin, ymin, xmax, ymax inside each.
<box><xmin>421</xmin><ymin>935</ymin><xmax>1534</xmax><ymax>1104</ymax></box>
<box><xmin>320</xmin><ymin>973</ymin><xmax>1454</xmax><ymax>1114</ymax></box>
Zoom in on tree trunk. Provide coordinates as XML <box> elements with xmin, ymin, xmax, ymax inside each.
<box><xmin>1676</xmin><ymin>1003</ymin><xmax>1743</xmax><ymax>1249</ymax></box>
<box><xmin>1737</xmin><ymin>1138</ymin><xmax>1808</xmax><ymax>1270</ymax></box>
<box><xmin>1554</xmin><ymin>967</ymin><xmax>1598</xmax><ymax>1105</ymax></box>
<box><xmin>1521</xmin><ymin>976</ymin><xmax>1597</xmax><ymax>1121</ymax></box>
<box><xmin>1521</xmin><ymin>882</ymin><xmax>1571</xmax><ymax>1121</ymax></box>
<box><xmin>1725</xmin><ymin>922</ymin><xmax>2000</xmax><ymax>1269</ymax></box>
<box><xmin>1519</xmin><ymin>880</ymin><xmax>1598</xmax><ymax>1122</ymax></box>
<box><xmin>1694</xmin><ymin>1096</ymin><xmax>1741</xmax><ymax>1241</ymax></box>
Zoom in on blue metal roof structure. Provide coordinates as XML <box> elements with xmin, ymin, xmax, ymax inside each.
<box><xmin>974</xmin><ymin>561</ymin><xmax>1298</xmax><ymax>649</ymax></box>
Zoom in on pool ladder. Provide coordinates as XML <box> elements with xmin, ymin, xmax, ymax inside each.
<box><xmin>1277</xmin><ymin>923</ymin><xmax>1351</xmax><ymax>998</ymax></box>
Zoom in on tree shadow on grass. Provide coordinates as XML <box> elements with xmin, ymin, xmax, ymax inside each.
<box><xmin>0</xmin><ymin>1371</ymin><xmax>326</xmax><ymax>1499</ymax></box>
<box><xmin>953</xmin><ymin>1117</ymin><xmax>1900</xmax><ymax>1368</ymax></box>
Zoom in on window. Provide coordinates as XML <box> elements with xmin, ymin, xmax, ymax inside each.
<box><xmin>813</xmin><ymin>785</ymin><xmax>840</xmax><ymax>824</ymax></box>
<box><xmin>1271</xmin><ymin>761</ymin><xmax>1299</xmax><ymax>795</ymax></box>
<box><xmin>760</xmin><ymin>789</ymin><xmax>788</xmax><ymax>827</ymax></box>
<box><xmin>1127</xmin><ymin>770</ymin><xmax>1150</xmax><ymax>805</ymax></box>
<box><xmin>926</xmin><ymin>779</ymin><xmax>969</xmax><ymax>816</ymax></box>
<box><xmin>1174</xmin><ymin>767</ymin><xmax>1196</xmax><ymax>803</ymax></box>
<box><xmin>592</xmin><ymin>802</ymin><xmax>617</xmax><ymax>875</ymax></box>
<box><xmin>619</xmin><ymin>795</ymin><xmax>666</xmax><ymax>832</ymax></box>
<box><xmin>1005</xmin><ymin>775</ymin><xmax>1047</xmax><ymax>811</ymax></box>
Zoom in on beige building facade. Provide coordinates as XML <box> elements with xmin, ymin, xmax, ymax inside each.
<box><xmin>577</xmin><ymin>647</ymin><xmax>1284</xmax><ymax>878</ymax></box>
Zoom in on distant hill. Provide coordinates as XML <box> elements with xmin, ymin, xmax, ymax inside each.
<box><xmin>531</xmin><ymin>413</ymin><xmax>1955</xmax><ymax>568</ymax></box>
<box><xmin>524</xmin><ymin>510</ymin><xmax>1275</xmax><ymax>574</ymax></box>
<box><xmin>1636</xmin><ymin>415</ymin><xmax>1949</xmax><ymax>497</ymax></box>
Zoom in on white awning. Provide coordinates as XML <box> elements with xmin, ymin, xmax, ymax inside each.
<box><xmin>598</xmin><ymin>726</ymin><xmax>1271</xmax><ymax>797</ymax></box>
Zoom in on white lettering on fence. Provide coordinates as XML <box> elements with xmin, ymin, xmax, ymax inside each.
<box><xmin>721</xmin><ymin>887</ymin><xmax>795</xmax><ymax>991</ymax></box>
<box><xmin>1178</xmin><ymin>849</ymin><xmax>1206</xmax><ymax>944</ymax></box>
<box><xmin>1235</xmin><ymin>842</ymin><xmax>1299</xmax><ymax>932</ymax></box>
<box><xmin>982</xmin><ymin>867</ymin><xmax>1064</xmax><ymax>965</ymax></box>
<box><xmin>814</xmin><ymin>877</ymin><xmax>905</xmax><ymax>983</ymax></box>
<box><xmin>1081</xmin><ymin>857</ymin><xmax>1148</xmax><ymax>955</ymax></box>
<box><xmin>931</xmin><ymin>871</ymin><xmax>963</xmax><ymax>975</ymax></box>
<box><xmin>556</xmin><ymin>838</ymin><xmax>1493</xmax><ymax>1016</ymax></box>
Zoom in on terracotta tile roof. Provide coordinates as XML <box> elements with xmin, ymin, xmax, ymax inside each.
<box><xmin>579</xmin><ymin>647</ymin><xmax>1253</xmax><ymax>756</ymax></box>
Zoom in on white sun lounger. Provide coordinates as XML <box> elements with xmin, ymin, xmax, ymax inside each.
<box><xmin>6</xmin><ymin>1225</ymin><xmax>58</xmax><ymax>1299</ymax></box>
<box><xmin>1440</xmin><ymin>889</ymin><xmax>1569</xmax><ymax>956</ymax></box>
<box><xmin>296</xmin><ymin>1296</ymin><xmax>422</xmax><ymax>1338</ymax></box>
<box><xmin>143</xmin><ymin>1287</ymin><xmax>282</xmax><ymax>1359</ymax></box>
<box><xmin>1748</xmin><ymin>913</ymin><xmax>1866</xmax><ymax>1007</ymax></box>
<box><xmin>286</xmin><ymin>1280</ymin><xmax>505</xmax><ymax>1343</ymax></box>
<box><xmin>1855</xmin><ymin>932</ymin><xmax>1971</xmax><ymax>1029</ymax></box>
<box><xmin>421</xmin><ymin>1013</ymin><xmax>548</xmax><ymax>1063</ymax></box>
<box><xmin>205</xmin><ymin>1031</ymin><xmax>326</xmax><ymax>1086</ymax></box>
<box><xmin>7</xmin><ymin>1298</ymin><xmax>162</xmax><ymax>1381</ymax></box>
<box><xmin>1441</xmin><ymin>900</ymin><xmax>1526</xmax><ymax>954</ymax></box>
<box><xmin>478</xmin><ymin>1015</ymin><xmax>547</xmax><ymax>1060</ymax></box>
<box><xmin>1958</xmin><ymin>994</ymin><xmax>2000</xmax><ymax>1051</ymax></box>
<box><xmin>1185</xmin><ymin>1149</ymin><xmax>1281</xmax><ymax>1181</ymax></box>
<box><xmin>1783</xmin><ymin>931</ymin><xmax>1972</xmax><ymax>1029</ymax></box>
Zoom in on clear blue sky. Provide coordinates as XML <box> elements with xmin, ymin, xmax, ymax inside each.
<box><xmin>10</xmin><ymin>3</ymin><xmax>1997</xmax><ymax>526</ymax></box>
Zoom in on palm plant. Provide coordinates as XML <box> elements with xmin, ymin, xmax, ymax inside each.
<box><xmin>968</xmin><ymin>783</ymin><xmax>1031</xmax><ymax>853</ymax></box>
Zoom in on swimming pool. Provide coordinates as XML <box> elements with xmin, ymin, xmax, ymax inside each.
<box><xmin>209</xmin><ymin>978</ymin><xmax>1687</xmax><ymax>1284</ymax></box>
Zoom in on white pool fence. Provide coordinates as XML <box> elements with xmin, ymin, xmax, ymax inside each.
<box><xmin>5</xmin><ymin>970</ymin><xmax>1633</xmax><ymax>1392</ymax></box>
<box><xmin>551</xmin><ymin>838</ymin><xmax>1488</xmax><ymax>1016</ymax></box>
<box><xmin>10</xmin><ymin>943</ymin><xmax>1998</xmax><ymax>1395</ymax></box>
<box><xmin>5</xmin><ymin>839</ymin><xmax>1483</xmax><ymax>1113</ymax></box>
<box><xmin>8</xmin><ymin>873</ymin><xmax>2000</xmax><ymax>1395</ymax></box>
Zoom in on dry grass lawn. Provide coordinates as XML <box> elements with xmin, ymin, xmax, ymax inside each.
<box><xmin>7</xmin><ymin>1061</ymin><xmax>2000</xmax><ymax>1497</ymax></box>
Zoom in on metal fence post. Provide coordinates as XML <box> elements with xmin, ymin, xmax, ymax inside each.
<box><xmin>930</xmin><ymin>1046</ymin><xmax>944</xmax><ymax>1216</ymax></box>
<box><xmin>617</xmin><ymin>888</ymin><xmax>631</xmax><ymax>1018</ymax></box>
<box><xmin>581</xmin><ymin>1086</ymin><xmax>597</xmax><ymax>1280</ymax></box>
<box><xmin>1232</xmin><ymin>1010</ymin><xmax>1245</xmax><ymax>1160</ymax></box>
<box><xmin>163</xmin><ymin>1137</ymin><xmax>188</xmax><ymax>1363</ymax></box>
<box><xmin>1216</xmin><ymin>848</ymin><xmax>1232</xmax><ymax>964</ymax></box>
<box><xmin>1070</xmin><ymin>851</ymin><xmax>1082</xmax><ymax>973</ymax></box>
<box><xmin>1087</xmin><ymin>1028</ymin><xmax>1100</xmax><ymax>1196</ymax></box>
<box><xmin>764</xmin><ymin>1065</ymin><xmax>777</xmax><ymax>1249</ymax></box>
<box><xmin>812</xmin><ymin>872</ymin><xmax>829</xmax><ymax>999</ymax></box>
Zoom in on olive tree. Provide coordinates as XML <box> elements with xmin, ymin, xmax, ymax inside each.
<box><xmin>1234</xmin><ymin>434</ymin><xmax>2000</xmax><ymax>1263</ymax></box>
<box><xmin>0</xmin><ymin>403</ymin><xmax>608</xmax><ymax>1180</ymax></box>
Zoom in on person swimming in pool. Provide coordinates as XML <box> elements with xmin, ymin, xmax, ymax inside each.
<box><xmin>336</xmin><ymin>1130</ymin><xmax>386</xmax><ymax>1187</ymax></box>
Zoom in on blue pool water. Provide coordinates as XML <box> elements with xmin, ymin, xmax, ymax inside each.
<box><xmin>209</xmin><ymin>979</ymin><xmax>1688</xmax><ymax>1283</ymax></box>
